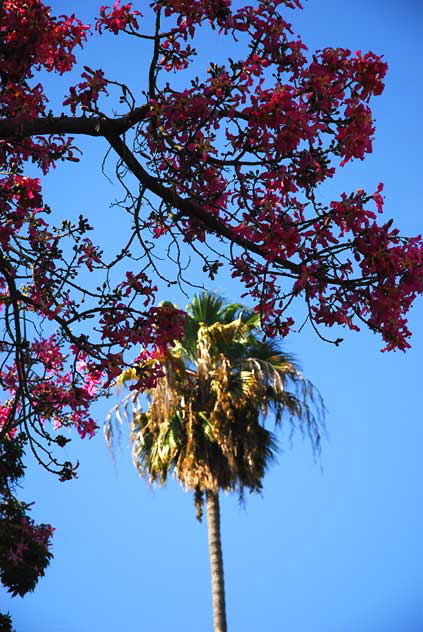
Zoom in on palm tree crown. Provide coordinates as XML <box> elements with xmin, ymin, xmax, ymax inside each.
<box><xmin>108</xmin><ymin>292</ymin><xmax>324</xmax><ymax>517</ymax></box>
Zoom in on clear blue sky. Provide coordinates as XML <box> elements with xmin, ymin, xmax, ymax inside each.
<box><xmin>2</xmin><ymin>1</ymin><xmax>422</xmax><ymax>630</ymax></box>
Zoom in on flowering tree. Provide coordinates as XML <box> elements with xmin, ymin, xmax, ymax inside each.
<box><xmin>0</xmin><ymin>0</ymin><xmax>422</xmax><ymax>612</ymax></box>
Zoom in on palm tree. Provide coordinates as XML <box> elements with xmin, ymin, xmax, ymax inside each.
<box><xmin>107</xmin><ymin>292</ymin><xmax>324</xmax><ymax>632</ymax></box>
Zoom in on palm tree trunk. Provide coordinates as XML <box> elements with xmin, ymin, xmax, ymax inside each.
<box><xmin>206</xmin><ymin>489</ymin><xmax>227</xmax><ymax>632</ymax></box>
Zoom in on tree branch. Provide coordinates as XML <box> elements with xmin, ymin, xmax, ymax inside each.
<box><xmin>104</xmin><ymin>133</ymin><xmax>302</xmax><ymax>276</ymax></box>
<box><xmin>0</xmin><ymin>105</ymin><xmax>149</xmax><ymax>139</ymax></box>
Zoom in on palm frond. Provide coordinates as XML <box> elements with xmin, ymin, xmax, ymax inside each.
<box><xmin>220</xmin><ymin>302</ymin><xmax>244</xmax><ymax>324</ymax></box>
<box><xmin>187</xmin><ymin>292</ymin><xmax>226</xmax><ymax>325</ymax></box>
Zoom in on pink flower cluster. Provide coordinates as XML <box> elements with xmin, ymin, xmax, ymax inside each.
<box><xmin>64</xmin><ymin>67</ymin><xmax>109</xmax><ymax>114</ymax></box>
<box><xmin>96</xmin><ymin>2</ymin><xmax>142</xmax><ymax>35</ymax></box>
<box><xmin>1</xmin><ymin>335</ymin><xmax>101</xmax><ymax>440</ymax></box>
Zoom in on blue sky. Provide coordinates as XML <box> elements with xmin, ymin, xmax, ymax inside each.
<box><xmin>2</xmin><ymin>1</ymin><xmax>422</xmax><ymax>630</ymax></box>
